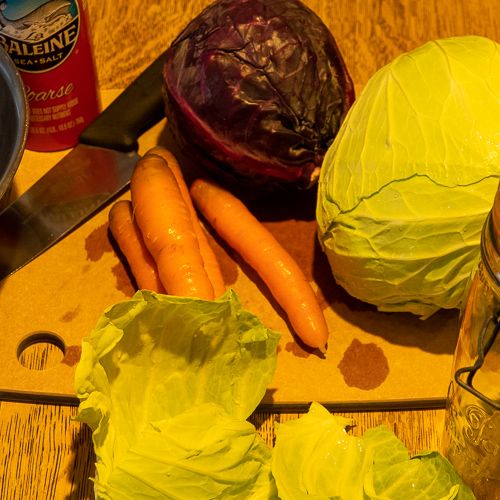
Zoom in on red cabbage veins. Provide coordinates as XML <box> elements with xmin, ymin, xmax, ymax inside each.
<box><xmin>163</xmin><ymin>0</ymin><xmax>354</xmax><ymax>189</ymax></box>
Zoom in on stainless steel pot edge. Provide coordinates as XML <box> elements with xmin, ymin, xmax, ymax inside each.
<box><xmin>0</xmin><ymin>46</ymin><xmax>29</xmax><ymax>203</ymax></box>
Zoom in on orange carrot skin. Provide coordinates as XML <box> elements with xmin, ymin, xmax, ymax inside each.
<box><xmin>146</xmin><ymin>146</ymin><xmax>226</xmax><ymax>297</ymax></box>
<box><xmin>130</xmin><ymin>154</ymin><xmax>215</xmax><ymax>300</ymax></box>
<box><xmin>190</xmin><ymin>178</ymin><xmax>329</xmax><ymax>351</ymax></box>
<box><xmin>108</xmin><ymin>200</ymin><xmax>165</xmax><ymax>293</ymax></box>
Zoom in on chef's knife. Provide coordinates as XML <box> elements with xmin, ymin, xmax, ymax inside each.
<box><xmin>0</xmin><ymin>52</ymin><xmax>166</xmax><ymax>281</ymax></box>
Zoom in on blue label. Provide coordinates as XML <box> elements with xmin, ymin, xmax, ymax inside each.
<box><xmin>0</xmin><ymin>0</ymin><xmax>80</xmax><ymax>72</ymax></box>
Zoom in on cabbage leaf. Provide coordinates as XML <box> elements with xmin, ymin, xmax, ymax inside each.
<box><xmin>75</xmin><ymin>291</ymin><xmax>474</xmax><ymax>498</ymax></box>
<box><xmin>272</xmin><ymin>402</ymin><xmax>371</xmax><ymax>499</ymax></box>
<box><xmin>272</xmin><ymin>402</ymin><xmax>475</xmax><ymax>500</ymax></box>
<box><xmin>75</xmin><ymin>289</ymin><xmax>280</xmax><ymax>499</ymax></box>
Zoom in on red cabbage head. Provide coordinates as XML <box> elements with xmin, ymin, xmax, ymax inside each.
<box><xmin>163</xmin><ymin>0</ymin><xmax>354</xmax><ymax>189</ymax></box>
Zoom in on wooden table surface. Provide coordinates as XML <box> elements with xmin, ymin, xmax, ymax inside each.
<box><xmin>0</xmin><ymin>1</ymin><xmax>498</xmax><ymax>498</ymax></box>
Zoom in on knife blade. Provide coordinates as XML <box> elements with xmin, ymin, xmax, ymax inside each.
<box><xmin>0</xmin><ymin>52</ymin><xmax>167</xmax><ymax>281</ymax></box>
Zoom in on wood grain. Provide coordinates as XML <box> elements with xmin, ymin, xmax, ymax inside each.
<box><xmin>0</xmin><ymin>399</ymin><xmax>445</xmax><ymax>499</ymax></box>
<box><xmin>85</xmin><ymin>0</ymin><xmax>499</xmax><ymax>91</ymax></box>
<box><xmin>0</xmin><ymin>0</ymin><xmax>497</xmax><ymax>498</ymax></box>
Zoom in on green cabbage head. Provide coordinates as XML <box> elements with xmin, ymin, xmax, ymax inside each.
<box><xmin>316</xmin><ymin>35</ymin><xmax>500</xmax><ymax>318</ymax></box>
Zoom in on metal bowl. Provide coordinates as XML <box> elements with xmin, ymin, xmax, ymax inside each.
<box><xmin>0</xmin><ymin>45</ymin><xmax>28</xmax><ymax>206</ymax></box>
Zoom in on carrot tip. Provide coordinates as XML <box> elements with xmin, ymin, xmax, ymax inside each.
<box><xmin>317</xmin><ymin>344</ymin><xmax>328</xmax><ymax>356</ymax></box>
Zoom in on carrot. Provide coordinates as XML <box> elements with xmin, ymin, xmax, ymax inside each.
<box><xmin>130</xmin><ymin>154</ymin><xmax>215</xmax><ymax>300</ymax></box>
<box><xmin>108</xmin><ymin>199</ymin><xmax>165</xmax><ymax>293</ymax></box>
<box><xmin>146</xmin><ymin>146</ymin><xmax>226</xmax><ymax>297</ymax></box>
<box><xmin>190</xmin><ymin>178</ymin><xmax>329</xmax><ymax>352</ymax></box>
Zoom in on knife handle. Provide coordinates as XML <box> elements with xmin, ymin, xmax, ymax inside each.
<box><xmin>79</xmin><ymin>52</ymin><xmax>166</xmax><ymax>153</ymax></box>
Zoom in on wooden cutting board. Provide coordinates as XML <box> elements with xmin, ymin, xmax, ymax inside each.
<box><xmin>0</xmin><ymin>90</ymin><xmax>459</xmax><ymax>409</ymax></box>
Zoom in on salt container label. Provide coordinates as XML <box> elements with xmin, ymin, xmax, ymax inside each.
<box><xmin>0</xmin><ymin>0</ymin><xmax>80</xmax><ymax>72</ymax></box>
<box><xmin>0</xmin><ymin>0</ymin><xmax>100</xmax><ymax>152</ymax></box>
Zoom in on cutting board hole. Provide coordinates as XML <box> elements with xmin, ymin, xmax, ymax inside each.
<box><xmin>17</xmin><ymin>332</ymin><xmax>66</xmax><ymax>371</ymax></box>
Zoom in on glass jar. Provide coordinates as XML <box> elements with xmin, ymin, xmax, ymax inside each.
<box><xmin>442</xmin><ymin>182</ymin><xmax>500</xmax><ymax>499</ymax></box>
